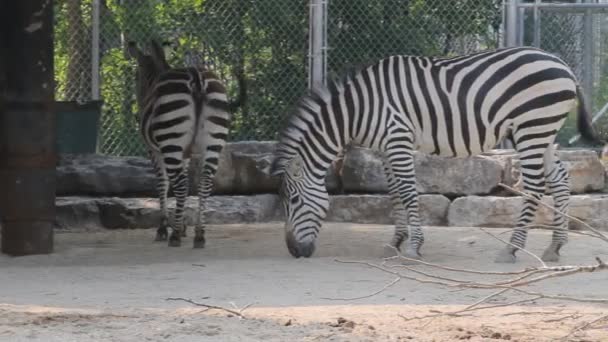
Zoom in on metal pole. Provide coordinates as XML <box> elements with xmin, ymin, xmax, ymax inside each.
<box><xmin>533</xmin><ymin>0</ymin><xmax>541</xmax><ymax>47</ymax></box>
<box><xmin>91</xmin><ymin>0</ymin><xmax>101</xmax><ymax>100</ymax></box>
<box><xmin>499</xmin><ymin>0</ymin><xmax>519</xmax><ymax>149</ymax></box>
<box><xmin>583</xmin><ymin>1</ymin><xmax>594</xmax><ymax>114</ymax></box>
<box><xmin>308</xmin><ymin>0</ymin><xmax>327</xmax><ymax>89</ymax></box>
<box><xmin>505</xmin><ymin>0</ymin><xmax>519</xmax><ymax>47</ymax></box>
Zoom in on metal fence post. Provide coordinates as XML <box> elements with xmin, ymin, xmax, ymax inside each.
<box><xmin>91</xmin><ymin>0</ymin><xmax>101</xmax><ymax>100</ymax></box>
<box><xmin>308</xmin><ymin>0</ymin><xmax>327</xmax><ymax>89</ymax></box>
<box><xmin>583</xmin><ymin>0</ymin><xmax>595</xmax><ymax>114</ymax></box>
<box><xmin>505</xmin><ymin>0</ymin><xmax>520</xmax><ymax>47</ymax></box>
<box><xmin>532</xmin><ymin>0</ymin><xmax>541</xmax><ymax>47</ymax></box>
<box><xmin>499</xmin><ymin>0</ymin><xmax>519</xmax><ymax>149</ymax></box>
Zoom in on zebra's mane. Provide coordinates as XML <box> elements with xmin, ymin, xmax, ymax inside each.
<box><xmin>271</xmin><ymin>76</ymin><xmax>352</xmax><ymax>175</ymax></box>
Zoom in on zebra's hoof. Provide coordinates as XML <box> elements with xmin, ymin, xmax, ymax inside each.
<box><xmin>168</xmin><ymin>234</ymin><xmax>181</xmax><ymax>247</ymax></box>
<box><xmin>181</xmin><ymin>229</ymin><xmax>187</xmax><ymax>238</ymax></box>
<box><xmin>541</xmin><ymin>249</ymin><xmax>560</xmax><ymax>262</ymax></box>
<box><xmin>383</xmin><ymin>245</ymin><xmax>400</xmax><ymax>259</ymax></box>
<box><xmin>193</xmin><ymin>236</ymin><xmax>206</xmax><ymax>249</ymax></box>
<box><xmin>403</xmin><ymin>247</ymin><xmax>422</xmax><ymax>262</ymax></box>
<box><xmin>154</xmin><ymin>229</ymin><xmax>168</xmax><ymax>242</ymax></box>
<box><xmin>494</xmin><ymin>248</ymin><xmax>517</xmax><ymax>263</ymax></box>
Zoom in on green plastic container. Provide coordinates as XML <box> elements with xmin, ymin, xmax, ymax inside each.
<box><xmin>55</xmin><ymin>101</ymin><xmax>102</xmax><ymax>154</ymax></box>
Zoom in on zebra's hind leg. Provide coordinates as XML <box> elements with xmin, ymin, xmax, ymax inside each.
<box><xmin>385</xmin><ymin>130</ymin><xmax>423</xmax><ymax>259</ymax></box>
<box><xmin>495</xmin><ymin>139</ymin><xmax>549</xmax><ymax>263</ymax></box>
<box><xmin>541</xmin><ymin>157</ymin><xmax>570</xmax><ymax>262</ymax></box>
<box><xmin>152</xmin><ymin>153</ymin><xmax>170</xmax><ymax>241</ymax></box>
<box><xmin>193</xmin><ymin>156</ymin><xmax>216</xmax><ymax>249</ymax></box>
<box><xmin>168</xmin><ymin>165</ymin><xmax>190</xmax><ymax>247</ymax></box>
<box><xmin>382</xmin><ymin>158</ymin><xmax>409</xmax><ymax>258</ymax></box>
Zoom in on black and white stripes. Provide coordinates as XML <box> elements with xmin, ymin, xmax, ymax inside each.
<box><xmin>270</xmin><ymin>46</ymin><xmax>601</xmax><ymax>262</ymax></box>
<box><xmin>129</xmin><ymin>41</ymin><xmax>237</xmax><ymax>248</ymax></box>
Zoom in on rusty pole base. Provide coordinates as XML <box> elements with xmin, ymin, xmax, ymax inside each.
<box><xmin>1</xmin><ymin>221</ymin><xmax>53</xmax><ymax>256</ymax></box>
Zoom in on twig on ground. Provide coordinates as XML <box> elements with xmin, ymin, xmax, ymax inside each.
<box><xmin>332</xmin><ymin>259</ymin><xmax>608</xmax><ymax>303</ymax></box>
<box><xmin>563</xmin><ymin>313</ymin><xmax>608</xmax><ymax>340</ymax></box>
<box><xmin>401</xmin><ymin>295</ymin><xmax>542</xmax><ymax>322</ymax></box>
<box><xmin>321</xmin><ymin>277</ymin><xmax>401</xmax><ymax>301</ymax></box>
<box><xmin>478</xmin><ymin>227</ymin><xmax>547</xmax><ymax>267</ymax></box>
<box><xmin>498</xmin><ymin>225</ymin><xmax>600</xmax><ymax>239</ymax></box>
<box><xmin>384</xmin><ymin>248</ymin><xmax>537</xmax><ymax>276</ymax></box>
<box><xmin>165</xmin><ymin>297</ymin><xmax>250</xmax><ymax>318</ymax></box>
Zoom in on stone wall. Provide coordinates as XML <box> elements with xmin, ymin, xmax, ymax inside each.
<box><xmin>55</xmin><ymin>142</ymin><xmax>608</xmax><ymax>231</ymax></box>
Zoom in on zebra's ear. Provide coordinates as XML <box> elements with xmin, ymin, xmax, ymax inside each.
<box><xmin>127</xmin><ymin>41</ymin><xmax>144</xmax><ymax>62</ymax></box>
<box><xmin>286</xmin><ymin>155</ymin><xmax>304</xmax><ymax>180</ymax></box>
<box><xmin>150</xmin><ymin>39</ymin><xmax>170</xmax><ymax>71</ymax></box>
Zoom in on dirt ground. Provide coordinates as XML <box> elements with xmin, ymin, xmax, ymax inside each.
<box><xmin>1</xmin><ymin>223</ymin><xmax>607</xmax><ymax>342</ymax></box>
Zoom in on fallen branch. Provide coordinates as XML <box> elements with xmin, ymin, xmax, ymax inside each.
<box><xmin>321</xmin><ymin>277</ymin><xmax>401</xmax><ymax>301</ymax></box>
<box><xmin>478</xmin><ymin>227</ymin><xmax>546</xmax><ymax>267</ymax></box>
<box><xmin>563</xmin><ymin>313</ymin><xmax>608</xmax><ymax>340</ymax></box>
<box><xmin>165</xmin><ymin>297</ymin><xmax>250</xmax><ymax>318</ymax></box>
<box><xmin>333</xmin><ymin>258</ymin><xmax>608</xmax><ymax>303</ymax></box>
<box><xmin>499</xmin><ymin>224</ymin><xmax>600</xmax><ymax>239</ymax></box>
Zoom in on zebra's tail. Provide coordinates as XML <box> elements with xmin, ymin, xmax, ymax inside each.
<box><xmin>228</xmin><ymin>68</ymin><xmax>247</xmax><ymax>112</ymax></box>
<box><xmin>576</xmin><ymin>84</ymin><xmax>603</xmax><ymax>144</ymax></box>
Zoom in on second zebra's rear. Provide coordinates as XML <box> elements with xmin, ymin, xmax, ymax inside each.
<box><xmin>129</xmin><ymin>41</ymin><xmax>235</xmax><ymax>248</ymax></box>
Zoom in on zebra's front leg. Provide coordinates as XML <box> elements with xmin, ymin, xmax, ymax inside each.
<box><xmin>385</xmin><ymin>140</ymin><xmax>423</xmax><ymax>259</ymax></box>
<box><xmin>168</xmin><ymin>167</ymin><xmax>189</xmax><ymax>247</ymax></box>
<box><xmin>495</xmin><ymin>142</ymin><xmax>547</xmax><ymax>263</ymax></box>
<box><xmin>382</xmin><ymin>159</ymin><xmax>409</xmax><ymax>258</ymax></box>
<box><xmin>541</xmin><ymin>158</ymin><xmax>570</xmax><ymax>262</ymax></box>
<box><xmin>152</xmin><ymin>153</ymin><xmax>170</xmax><ymax>241</ymax></box>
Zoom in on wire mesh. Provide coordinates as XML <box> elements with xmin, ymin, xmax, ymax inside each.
<box><xmin>54</xmin><ymin>0</ymin><xmax>508</xmax><ymax>156</ymax></box>
<box><xmin>518</xmin><ymin>1</ymin><xmax>608</xmax><ymax>146</ymax></box>
<box><xmin>327</xmin><ymin>0</ymin><xmax>502</xmax><ymax>79</ymax></box>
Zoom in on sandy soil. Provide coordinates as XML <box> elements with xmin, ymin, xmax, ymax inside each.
<box><xmin>1</xmin><ymin>223</ymin><xmax>607</xmax><ymax>342</ymax></box>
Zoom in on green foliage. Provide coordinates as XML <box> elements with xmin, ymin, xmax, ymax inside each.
<box><xmin>55</xmin><ymin>0</ymin><xmax>503</xmax><ymax>156</ymax></box>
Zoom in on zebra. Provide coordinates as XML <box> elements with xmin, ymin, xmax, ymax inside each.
<box><xmin>265</xmin><ymin>46</ymin><xmax>602</xmax><ymax>262</ymax></box>
<box><xmin>128</xmin><ymin>40</ymin><xmax>245</xmax><ymax>248</ymax></box>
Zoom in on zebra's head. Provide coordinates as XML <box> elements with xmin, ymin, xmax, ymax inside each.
<box><xmin>127</xmin><ymin>40</ymin><xmax>171</xmax><ymax>110</ymax></box>
<box><xmin>267</xmin><ymin>153</ymin><xmax>330</xmax><ymax>258</ymax></box>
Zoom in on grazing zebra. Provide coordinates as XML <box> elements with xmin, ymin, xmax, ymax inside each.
<box><xmin>128</xmin><ymin>40</ymin><xmax>245</xmax><ymax>248</ymax></box>
<box><xmin>267</xmin><ymin>46</ymin><xmax>602</xmax><ymax>262</ymax></box>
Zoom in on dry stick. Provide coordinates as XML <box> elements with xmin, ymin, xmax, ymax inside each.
<box><xmin>165</xmin><ymin>297</ymin><xmax>247</xmax><ymax>318</ymax></box>
<box><xmin>499</xmin><ymin>224</ymin><xmax>600</xmax><ymax>239</ymax></box>
<box><xmin>402</xmin><ymin>295</ymin><xmax>543</xmax><ymax>322</ymax></box>
<box><xmin>320</xmin><ymin>277</ymin><xmax>401</xmax><ymax>301</ymax></box>
<box><xmin>478</xmin><ymin>227</ymin><xmax>547</xmax><ymax>268</ymax></box>
<box><xmin>333</xmin><ymin>259</ymin><xmax>608</xmax><ymax>303</ymax></box>
<box><xmin>498</xmin><ymin>182</ymin><xmax>608</xmax><ymax>243</ymax></box>
<box><xmin>384</xmin><ymin>248</ymin><xmax>539</xmax><ymax>276</ymax></box>
<box><xmin>563</xmin><ymin>313</ymin><xmax>608</xmax><ymax>340</ymax></box>
<box><xmin>386</xmin><ymin>245</ymin><xmax>604</xmax><ymax>289</ymax></box>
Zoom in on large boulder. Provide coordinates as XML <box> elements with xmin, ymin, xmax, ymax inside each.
<box><xmin>481</xmin><ymin>149</ymin><xmax>605</xmax><ymax>195</ymax></box>
<box><xmin>56</xmin><ymin>143</ymin><xmax>604</xmax><ymax>197</ymax></box>
<box><xmin>327</xmin><ymin>194</ymin><xmax>450</xmax><ymax>226</ymax></box>
<box><xmin>448</xmin><ymin>194</ymin><xmax>608</xmax><ymax>231</ymax></box>
<box><xmin>559</xmin><ymin>150</ymin><xmax>605</xmax><ymax>193</ymax></box>
<box><xmin>340</xmin><ymin>148</ymin><xmax>503</xmax><ymax>195</ymax></box>
<box><xmin>57</xmin><ymin>154</ymin><xmax>156</xmax><ymax>196</ymax></box>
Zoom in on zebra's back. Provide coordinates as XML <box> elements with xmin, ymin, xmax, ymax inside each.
<box><xmin>353</xmin><ymin>47</ymin><xmax>578</xmax><ymax>157</ymax></box>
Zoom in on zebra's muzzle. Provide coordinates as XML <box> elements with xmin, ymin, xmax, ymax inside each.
<box><xmin>285</xmin><ymin>231</ymin><xmax>316</xmax><ymax>258</ymax></box>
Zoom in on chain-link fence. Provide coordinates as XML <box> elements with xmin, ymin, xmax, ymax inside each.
<box><xmin>54</xmin><ymin>0</ymin><xmax>504</xmax><ymax>156</ymax></box>
<box><xmin>513</xmin><ymin>0</ymin><xmax>608</xmax><ymax>147</ymax></box>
